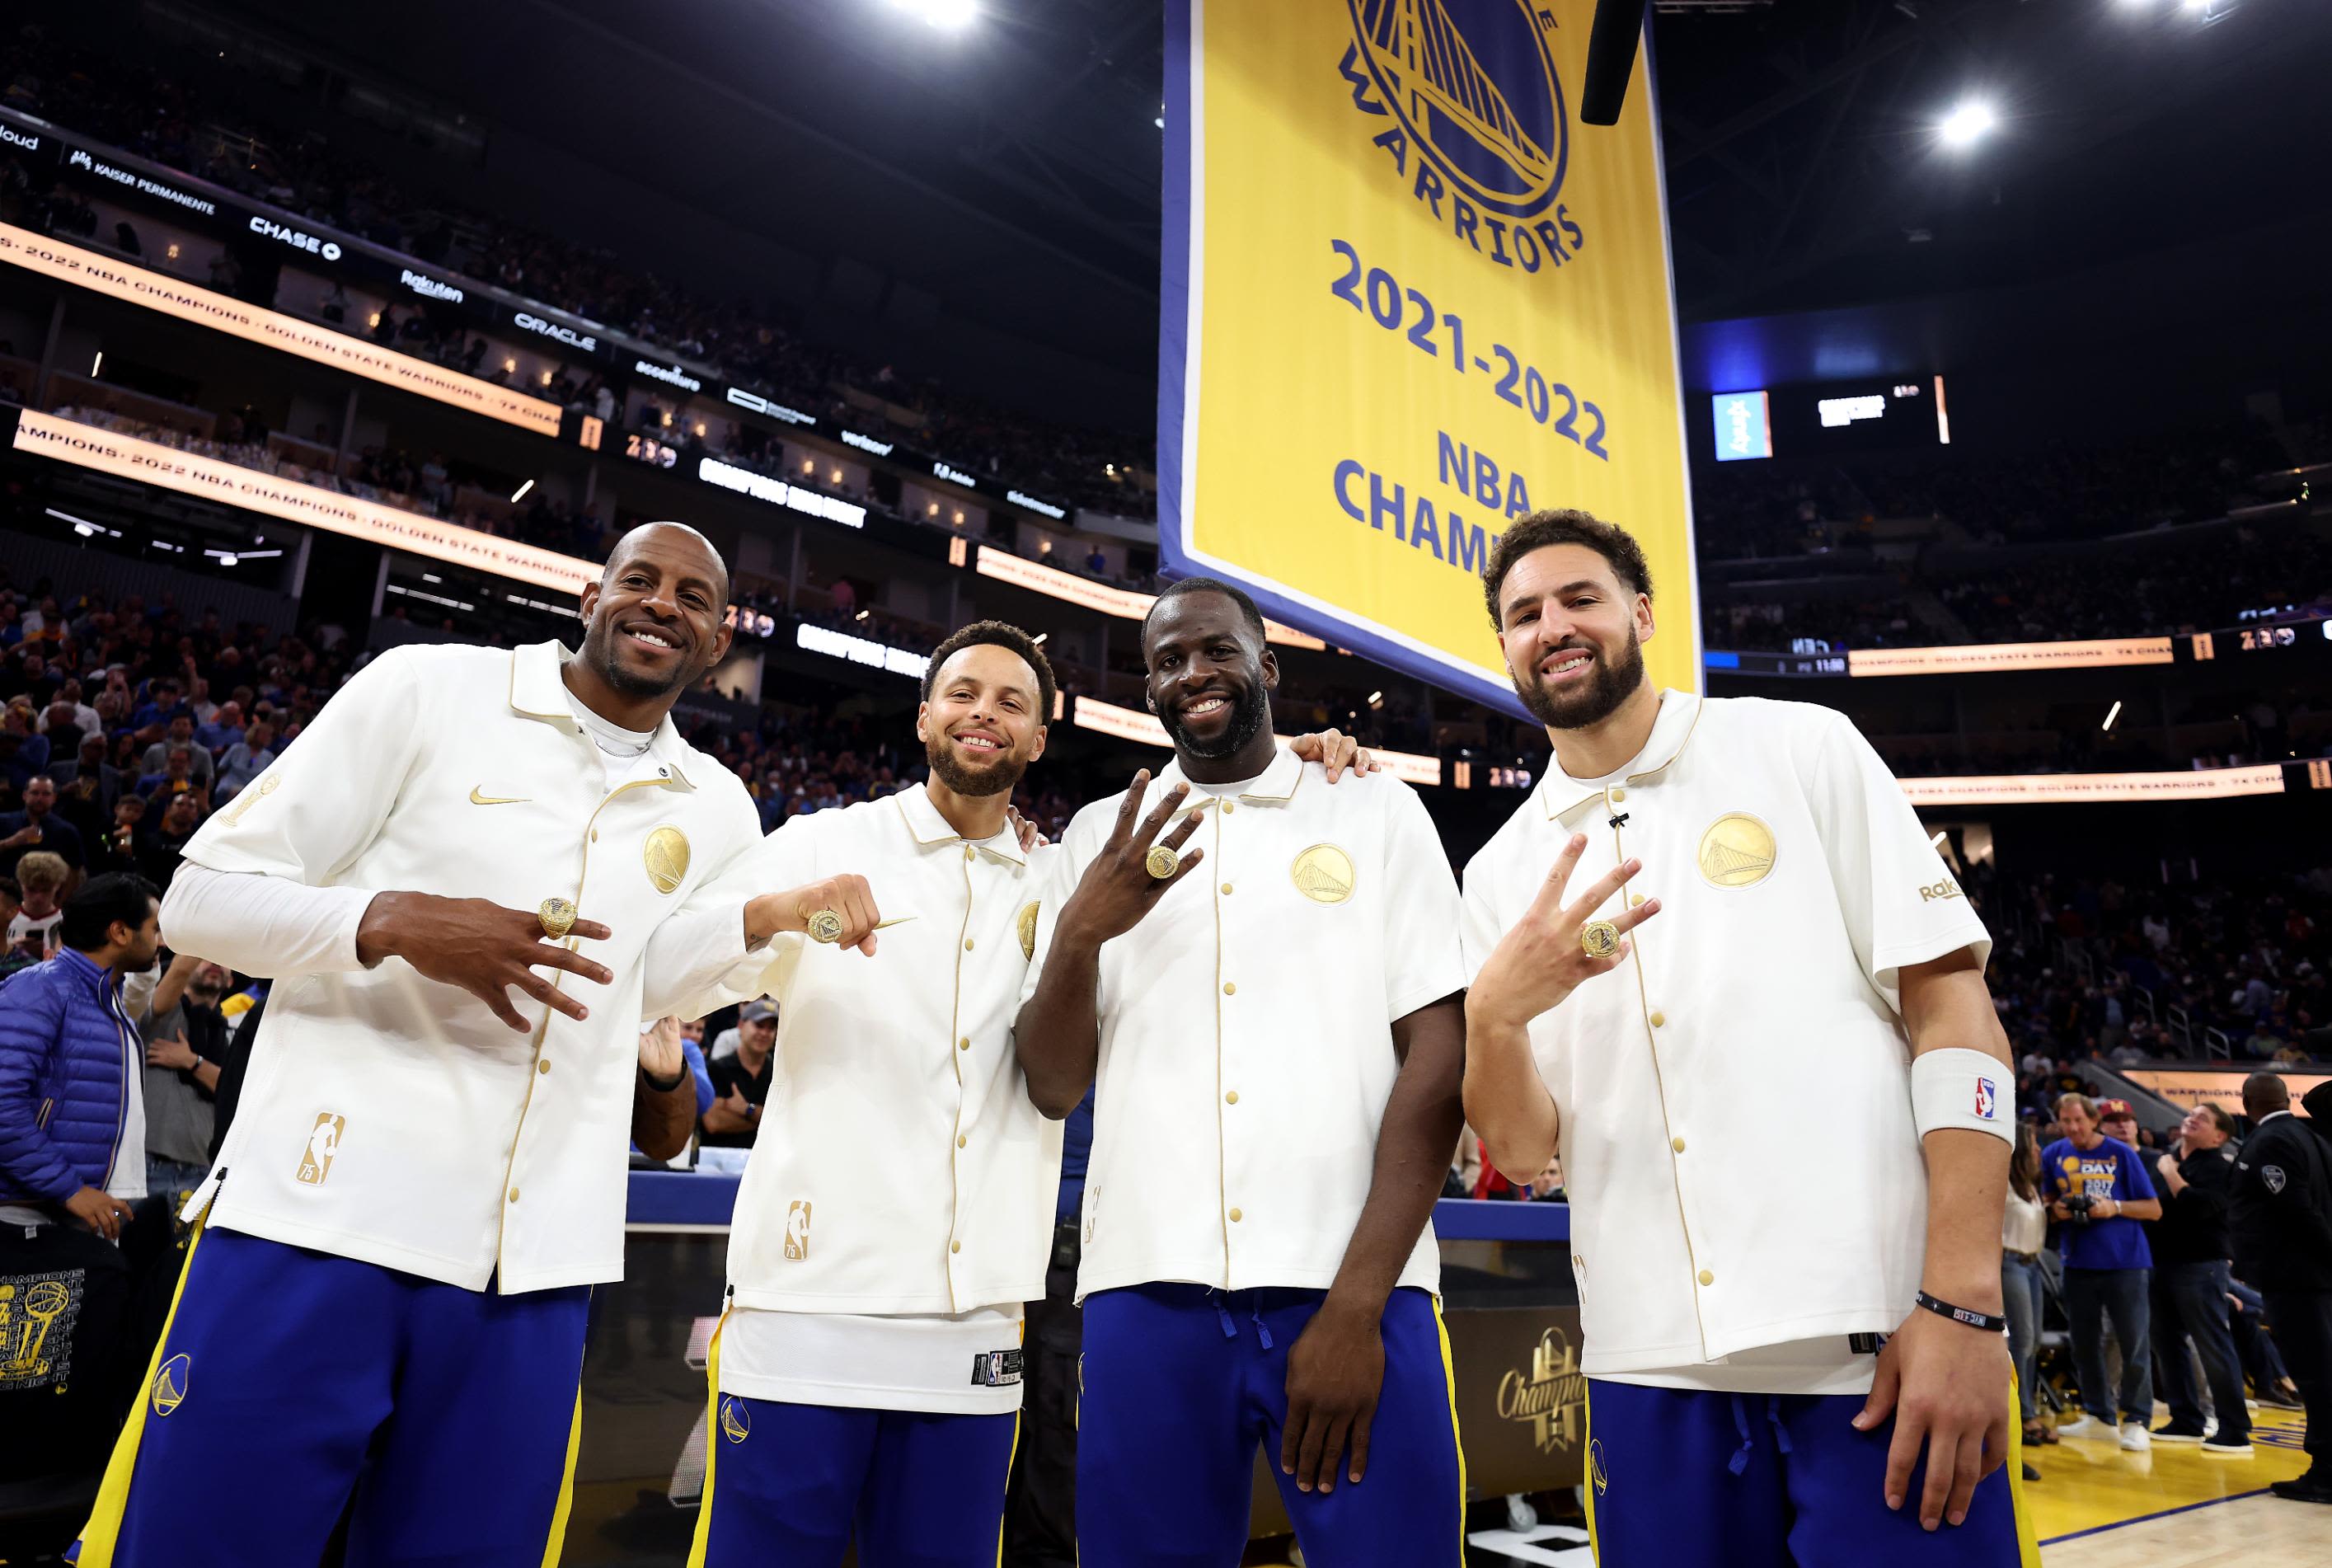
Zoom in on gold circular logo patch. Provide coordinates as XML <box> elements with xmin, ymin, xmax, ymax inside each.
<box><xmin>1016</xmin><ymin>900</ymin><xmax>1040</xmax><ymax>960</ymax></box>
<box><xmin>152</xmin><ymin>1352</ymin><xmax>190</xmax><ymax>1417</ymax></box>
<box><xmin>1291</xmin><ymin>843</ymin><xmax>1356</xmax><ymax>904</ymax></box>
<box><xmin>1697</xmin><ymin>812</ymin><xmax>1776</xmax><ymax>890</ymax></box>
<box><xmin>644</xmin><ymin>825</ymin><xmax>691</xmax><ymax>894</ymax></box>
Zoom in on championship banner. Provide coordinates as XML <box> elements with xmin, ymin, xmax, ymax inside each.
<box><xmin>1161</xmin><ymin>1</ymin><xmax>1697</xmax><ymax>716</ymax></box>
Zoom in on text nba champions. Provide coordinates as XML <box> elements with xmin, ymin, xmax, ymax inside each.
<box><xmin>1325</xmin><ymin>11</ymin><xmax>1610</xmax><ymax>593</ymax></box>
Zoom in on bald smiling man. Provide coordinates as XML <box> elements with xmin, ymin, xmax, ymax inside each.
<box><xmin>76</xmin><ymin>523</ymin><xmax>851</xmax><ymax>1567</ymax></box>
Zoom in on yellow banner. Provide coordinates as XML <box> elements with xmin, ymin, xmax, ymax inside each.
<box><xmin>12</xmin><ymin>411</ymin><xmax>598</xmax><ymax>596</ymax></box>
<box><xmin>1161</xmin><ymin>1</ymin><xmax>1696</xmax><ymax>712</ymax></box>
<box><xmin>0</xmin><ymin>222</ymin><xmax>561</xmax><ymax>437</ymax></box>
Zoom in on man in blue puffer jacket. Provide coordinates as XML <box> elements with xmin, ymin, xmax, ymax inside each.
<box><xmin>0</xmin><ymin>873</ymin><xmax>164</xmax><ymax>1237</ymax></box>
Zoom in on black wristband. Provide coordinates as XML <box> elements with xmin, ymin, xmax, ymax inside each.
<box><xmin>1913</xmin><ymin>1290</ymin><xmax>2006</xmax><ymax>1334</ymax></box>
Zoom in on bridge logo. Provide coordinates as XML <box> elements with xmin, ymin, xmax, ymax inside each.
<box><xmin>1344</xmin><ymin>0</ymin><xmax>1570</xmax><ymax>219</ymax></box>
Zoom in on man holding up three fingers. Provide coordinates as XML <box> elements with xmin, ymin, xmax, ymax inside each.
<box><xmin>1462</xmin><ymin>512</ymin><xmax>2036</xmax><ymax>1567</ymax></box>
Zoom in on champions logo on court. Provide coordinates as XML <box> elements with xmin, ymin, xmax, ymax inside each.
<box><xmin>1339</xmin><ymin>0</ymin><xmax>1585</xmax><ymax>275</ymax></box>
<box><xmin>1496</xmin><ymin>1326</ymin><xmax>1587</xmax><ymax>1453</ymax></box>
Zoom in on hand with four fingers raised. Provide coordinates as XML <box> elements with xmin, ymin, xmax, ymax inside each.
<box><xmin>1058</xmin><ymin>769</ymin><xmax>1208</xmax><ymax>947</ymax></box>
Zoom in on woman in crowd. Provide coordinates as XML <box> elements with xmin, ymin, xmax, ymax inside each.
<box><xmin>2003</xmin><ymin>1120</ymin><xmax>2054</xmax><ymax>1452</ymax></box>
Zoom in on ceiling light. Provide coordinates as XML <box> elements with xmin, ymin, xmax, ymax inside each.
<box><xmin>2102</xmin><ymin>700</ymin><xmax>2123</xmax><ymax>732</ymax></box>
<box><xmin>511</xmin><ymin>479</ymin><xmax>536</xmax><ymax>503</ymax></box>
<box><xmin>894</xmin><ymin>0</ymin><xmax>977</xmax><ymax>30</ymax></box>
<box><xmin>1937</xmin><ymin>100</ymin><xmax>1997</xmax><ymax>150</ymax></box>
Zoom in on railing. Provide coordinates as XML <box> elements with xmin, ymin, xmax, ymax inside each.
<box><xmin>2203</xmin><ymin>1027</ymin><xmax>2233</xmax><ymax>1063</ymax></box>
<box><xmin>2166</xmin><ymin>1005</ymin><xmax>2194</xmax><ymax>1052</ymax></box>
<box><xmin>2132</xmin><ymin>985</ymin><xmax>2158</xmax><ymax>1029</ymax></box>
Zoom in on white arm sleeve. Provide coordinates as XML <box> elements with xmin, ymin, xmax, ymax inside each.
<box><xmin>157</xmin><ymin>863</ymin><xmax>378</xmax><ymax>978</ymax></box>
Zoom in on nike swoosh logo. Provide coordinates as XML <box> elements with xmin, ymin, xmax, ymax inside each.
<box><xmin>469</xmin><ymin>786</ymin><xmax>530</xmax><ymax>805</ymax></box>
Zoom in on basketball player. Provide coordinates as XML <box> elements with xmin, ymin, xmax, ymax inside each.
<box><xmin>690</xmin><ymin>617</ymin><xmax>1374</xmax><ymax>1567</ymax></box>
<box><xmin>1460</xmin><ymin>510</ymin><xmax>2035</xmax><ymax>1565</ymax></box>
<box><xmin>75</xmin><ymin>523</ymin><xmax>873</xmax><ymax>1567</ymax></box>
<box><xmin>1016</xmin><ymin>577</ymin><xmax>1470</xmax><ymax>1568</ymax></box>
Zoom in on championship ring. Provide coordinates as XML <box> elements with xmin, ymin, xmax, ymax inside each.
<box><xmin>1579</xmin><ymin>920</ymin><xmax>1621</xmax><ymax>960</ymax></box>
<box><xmin>805</xmin><ymin>908</ymin><xmax>847</xmax><ymax>945</ymax></box>
<box><xmin>537</xmin><ymin>897</ymin><xmax>578</xmax><ymax>941</ymax></box>
<box><xmin>1145</xmin><ymin>845</ymin><xmax>1180</xmax><ymax>880</ymax></box>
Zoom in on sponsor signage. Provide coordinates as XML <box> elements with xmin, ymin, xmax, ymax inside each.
<box><xmin>0</xmin><ymin>222</ymin><xmax>560</xmax><ymax>435</ymax></box>
<box><xmin>723</xmin><ymin>386</ymin><xmax>820</xmax><ymax>427</ymax></box>
<box><xmin>841</xmin><ymin>430</ymin><xmax>894</xmax><ymax>457</ymax></box>
<box><xmin>12</xmin><ymin>409</ymin><xmax>597</xmax><ymax>595</ymax></box>
<box><xmin>2122</xmin><ymin>1068</ymin><xmax>2324</xmax><ymax>1120</ymax></box>
<box><xmin>1006</xmin><ymin>489</ymin><xmax>1067</xmax><ymax>519</ymax></box>
<box><xmin>931</xmin><ymin>460</ymin><xmax>978</xmax><ymax>489</ymax></box>
<box><xmin>399</xmin><ymin>267</ymin><xmax>465</xmax><ymax>304</ymax></box>
<box><xmin>513</xmin><ymin>311</ymin><xmax>598</xmax><ymax>353</ymax></box>
<box><xmin>247</xmin><ymin>214</ymin><xmax>341</xmax><ymax>261</ymax></box>
<box><xmin>696</xmin><ymin>456</ymin><xmax>867</xmax><ymax>529</ymax></box>
<box><xmin>794</xmin><ymin>622</ymin><xmax>930</xmax><ymax>679</ymax></box>
<box><xmin>64</xmin><ymin>147</ymin><xmax>218</xmax><ymax>218</ymax></box>
<box><xmin>631</xmin><ymin>357</ymin><xmax>703</xmax><ymax>392</ymax></box>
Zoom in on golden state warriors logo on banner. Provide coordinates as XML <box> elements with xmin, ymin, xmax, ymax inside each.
<box><xmin>1162</xmin><ymin>1</ymin><xmax>1698</xmax><ymax>713</ymax></box>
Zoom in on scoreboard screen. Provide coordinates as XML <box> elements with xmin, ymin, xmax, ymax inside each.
<box><xmin>1706</xmin><ymin>375</ymin><xmax>1950</xmax><ymax>462</ymax></box>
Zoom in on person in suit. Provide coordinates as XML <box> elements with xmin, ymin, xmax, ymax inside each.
<box><xmin>2231</xmin><ymin>1073</ymin><xmax>2332</xmax><ymax>1504</ymax></box>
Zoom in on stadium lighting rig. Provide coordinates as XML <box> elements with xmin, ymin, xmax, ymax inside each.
<box><xmin>1936</xmin><ymin>99</ymin><xmax>1998</xmax><ymax>150</ymax></box>
<box><xmin>890</xmin><ymin>0</ymin><xmax>977</xmax><ymax>31</ymax></box>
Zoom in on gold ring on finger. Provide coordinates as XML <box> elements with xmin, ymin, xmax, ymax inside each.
<box><xmin>805</xmin><ymin>908</ymin><xmax>847</xmax><ymax>945</ymax></box>
<box><xmin>1145</xmin><ymin>845</ymin><xmax>1180</xmax><ymax>880</ymax></box>
<box><xmin>537</xmin><ymin>897</ymin><xmax>578</xmax><ymax>941</ymax></box>
<box><xmin>1580</xmin><ymin>920</ymin><xmax>1621</xmax><ymax>960</ymax></box>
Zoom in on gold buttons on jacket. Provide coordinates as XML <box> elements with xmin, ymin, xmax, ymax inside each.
<box><xmin>950</xmin><ymin>1240</ymin><xmax>962</xmax><ymax>1254</ymax></box>
<box><xmin>1698</xmin><ymin>1269</ymin><xmax>1715</xmax><ymax>1286</ymax></box>
<box><xmin>1649</xmin><ymin>1011</ymin><xmax>1667</xmax><ymax>1027</ymax></box>
<box><xmin>960</xmin><ymin>1036</ymin><xmax>971</xmax><ymax>1051</ymax></box>
<box><xmin>1222</xmin><ymin>882</ymin><xmax>1234</xmax><ymax>895</ymax></box>
<box><xmin>1672</xmin><ymin>1136</ymin><xmax>1687</xmax><ymax>1153</ymax></box>
<box><xmin>1222</xmin><ymin>982</ymin><xmax>1236</xmax><ymax>996</ymax></box>
<box><xmin>958</xmin><ymin>1134</ymin><xmax>969</xmax><ymax>1148</ymax></box>
<box><xmin>1611</xmin><ymin>787</ymin><xmax>1627</xmax><ymax>802</ymax></box>
<box><xmin>537</xmin><ymin>1059</ymin><xmax>551</xmax><ymax>1075</ymax></box>
<box><xmin>1222</xmin><ymin>802</ymin><xmax>1235</xmax><ymax>815</ymax></box>
<box><xmin>964</xmin><ymin>938</ymin><xmax>976</xmax><ymax>951</ymax></box>
<box><xmin>1225</xmin><ymin>1091</ymin><xmax>1239</xmax><ymax>1105</ymax></box>
<box><xmin>1631</xmin><ymin>894</ymin><xmax>1646</xmax><ymax>907</ymax></box>
<box><xmin>964</xmin><ymin>846</ymin><xmax>975</xmax><ymax>862</ymax></box>
<box><xmin>508</xmin><ymin>1187</ymin><xmax>521</xmax><ymax>1204</ymax></box>
<box><xmin>1228</xmin><ymin>1208</ymin><xmax>1244</xmax><ymax>1223</ymax></box>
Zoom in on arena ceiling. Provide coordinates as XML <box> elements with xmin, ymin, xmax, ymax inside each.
<box><xmin>181</xmin><ymin>0</ymin><xmax>2332</xmax><ymax>380</ymax></box>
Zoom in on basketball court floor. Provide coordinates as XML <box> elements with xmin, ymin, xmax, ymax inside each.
<box><xmin>1241</xmin><ymin>1405</ymin><xmax>2317</xmax><ymax>1567</ymax></box>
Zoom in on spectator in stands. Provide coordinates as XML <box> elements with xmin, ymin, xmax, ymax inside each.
<box><xmin>2231</xmin><ymin>1073</ymin><xmax>2332</xmax><ymax>1504</ymax></box>
<box><xmin>193</xmin><ymin>700</ymin><xmax>242</xmax><ymax>755</ymax></box>
<box><xmin>133</xmin><ymin>791</ymin><xmax>203</xmax><ymax>891</ymax></box>
<box><xmin>129</xmin><ymin>677</ymin><xmax>189</xmax><ymax>733</ymax></box>
<box><xmin>2043</xmin><ymin>1091</ymin><xmax>2162</xmax><ymax>1449</ymax></box>
<box><xmin>214</xmin><ymin>718</ymin><xmax>277</xmax><ymax>800</ymax></box>
<box><xmin>0</xmin><ymin>775</ymin><xmax>86</xmax><ymax>878</ymax></box>
<box><xmin>139</xmin><ymin>716</ymin><xmax>215</xmax><ymax>790</ymax></box>
<box><xmin>699</xmin><ymin>998</ymin><xmax>775</xmax><ymax>1148</ymax></box>
<box><xmin>92</xmin><ymin>796</ymin><xmax>144</xmax><ymax>877</ymax></box>
<box><xmin>0</xmin><ymin>704</ymin><xmax>49</xmax><ymax>797</ymax></box>
<box><xmin>8</xmin><ymin>851</ymin><xmax>68</xmax><ymax>960</ymax></box>
<box><xmin>2098</xmin><ymin>1099</ymin><xmax>2142</xmax><ymax>1157</ymax></box>
<box><xmin>138</xmin><ymin>745</ymin><xmax>209</xmax><ymax>814</ymax></box>
<box><xmin>2144</xmin><ymin>1104</ymin><xmax>2251</xmax><ymax>1453</ymax></box>
<box><xmin>134</xmin><ymin>952</ymin><xmax>232</xmax><ymax>1201</ymax></box>
<box><xmin>0</xmin><ymin>872</ymin><xmax>160</xmax><ymax>1239</ymax></box>
<box><xmin>0</xmin><ymin>877</ymin><xmax>21</xmax><ymax>982</ymax></box>
<box><xmin>2001</xmin><ymin>1121</ymin><xmax>2051</xmax><ymax>1450</ymax></box>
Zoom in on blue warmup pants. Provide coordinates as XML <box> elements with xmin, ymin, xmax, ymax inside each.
<box><xmin>1583</xmin><ymin>1377</ymin><xmax>2039</xmax><ymax>1567</ymax></box>
<box><xmin>1076</xmin><ymin>1283</ymin><xmax>1464</xmax><ymax>1568</ymax></box>
<box><xmin>73</xmin><ymin>1226</ymin><xmax>590</xmax><ymax>1568</ymax></box>
<box><xmin>687</xmin><ymin>1317</ymin><xmax>1021</xmax><ymax>1567</ymax></box>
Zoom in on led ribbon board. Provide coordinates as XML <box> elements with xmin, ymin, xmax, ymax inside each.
<box><xmin>12</xmin><ymin>411</ymin><xmax>597</xmax><ymax>596</ymax></box>
<box><xmin>1161</xmin><ymin>1</ymin><xmax>1699</xmax><ymax>716</ymax></box>
<box><xmin>0</xmin><ymin>223</ymin><xmax>561</xmax><ymax>437</ymax></box>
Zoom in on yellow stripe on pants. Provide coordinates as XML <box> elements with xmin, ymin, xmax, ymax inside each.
<box><xmin>684</xmin><ymin>1309</ymin><xmax>730</xmax><ymax>1567</ymax></box>
<box><xmin>73</xmin><ymin>1221</ymin><xmax>209</xmax><ymax>1567</ymax></box>
<box><xmin>1430</xmin><ymin>1296</ymin><xmax>1469</xmax><ymax>1568</ymax></box>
